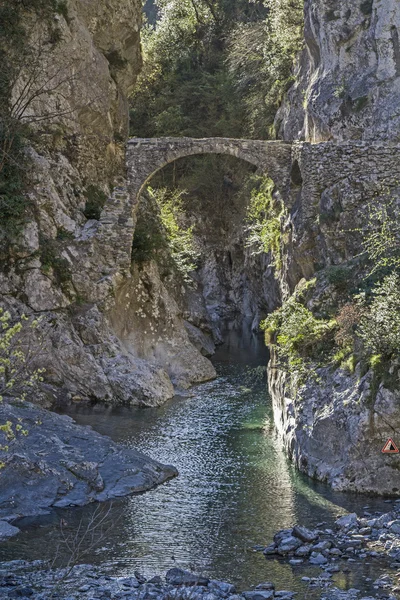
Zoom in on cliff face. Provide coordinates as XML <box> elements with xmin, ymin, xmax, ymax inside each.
<box><xmin>2</xmin><ymin>0</ymin><xmax>215</xmax><ymax>406</ymax></box>
<box><xmin>278</xmin><ymin>0</ymin><xmax>400</xmax><ymax>142</ymax></box>
<box><xmin>268</xmin><ymin>0</ymin><xmax>400</xmax><ymax>494</ymax></box>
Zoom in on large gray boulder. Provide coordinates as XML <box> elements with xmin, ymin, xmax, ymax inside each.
<box><xmin>0</xmin><ymin>400</ymin><xmax>177</xmax><ymax>535</ymax></box>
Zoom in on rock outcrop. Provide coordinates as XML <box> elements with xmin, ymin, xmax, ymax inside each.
<box><xmin>269</xmin><ymin>358</ymin><xmax>400</xmax><ymax>495</ymax></box>
<box><xmin>277</xmin><ymin>0</ymin><xmax>400</xmax><ymax>142</ymax></box>
<box><xmin>0</xmin><ymin>399</ymin><xmax>177</xmax><ymax>537</ymax></box>
<box><xmin>1</xmin><ymin>0</ymin><xmax>217</xmax><ymax>406</ymax></box>
<box><xmin>267</xmin><ymin>1</ymin><xmax>400</xmax><ymax>494</ymax></box>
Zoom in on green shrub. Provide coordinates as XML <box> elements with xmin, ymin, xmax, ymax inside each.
<box><xmin>83</xmin><ymin>185</ymin><xmax>108</xmax><ymax>220</ymax></box>
<box><xmin>55</xmin><ymin>0</ymin><xmax>69</xmax><ymax>20</ymax></box>
<box><xmin>39</xmin><ymin>235</ymin><xmax>72</xmax><ymax>285</ymax></box>
<box><xmin>131</xmin><ymin>221</ymin><xmax>166</xmax><ymax>263</ymax></box>
<box><xmin>326</xmin><ymin>9</ymin><xmax>339</xmax><ymax>21</ymax></box>
<box><xmin>353</xmin><ymin>95</ymin><xmax>369</xmax><ymax>112</ymax></box>
<box><xmin>357</xmin><ymin>273</ymin><xmax>400</xmax><ymax>358</ymax></box>
<box><xmin>360</xmin><ymin>0</ymin><xmax>373</xmax><ymax>15</ymax></box>
<box><xmin>0</xmin><ymin>308</ymin><xmax>45</xmax><ymax>404</ymax></box>
<box><xmin>261</xmin><ymin>291</ymin><xmax>337</xmax><ymax>376</ymax></box>
<box><xmin>147</xmin><ymin>186</ymin><xmax>200</xmax><ymax>283</ymax></box>
<box><xmin>244</xmin><ymin>175</ymin><xmax>284</xmax><ymax>270</ymax></box>
<box><xmin>356</xmin><ymin>198</ymin><xmax>400</xmax><ymax>277</ymax></box>
<box><xmin>56</xmin><ymin>227</ymin><xmax>74</xmax><ymax>241</ymax></box>
<box><xmin>325</xmin><ymin>264</ymin><xmax>352</xmax><ymax>291</ymax></box>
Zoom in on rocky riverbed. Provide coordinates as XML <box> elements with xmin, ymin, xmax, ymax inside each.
<box><xmin>3</xmin><ymin>505</ymin><xmax>400</xmax><ymax>600</ymax></box>
<box><xmin>257</xmin><ymin>503</ymin><xmax>400</xmax><ymax>599</ymax></box>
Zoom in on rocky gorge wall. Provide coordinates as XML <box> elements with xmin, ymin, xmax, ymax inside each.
<box><xmin>268</xmin><ymin>0</ymin><xmax>400</xmax><ymax>494</ymax></box>
<box><xmin>278</xmin><ymin>0</ymin><xmax>400</xmax><ymax>142</ymax></box>
<box><xmin>1</xmin><ymin>0</ymin><xmax>217</xmax><ymax>407</ymax></box>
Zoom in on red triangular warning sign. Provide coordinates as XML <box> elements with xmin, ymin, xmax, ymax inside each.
<box><xmin>382</xmin><ymin>438</ymin><xmax>399</xmax><ymax>454</ymax></box>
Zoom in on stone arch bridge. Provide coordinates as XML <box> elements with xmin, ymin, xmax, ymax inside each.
<box><xmin>126</xmin><ymin>137</ymin><xmax>294</xmax><ymax>200</ymax></box>
<box><xmin>92</xmin><ymin>137</ymin><xmax>400</xmax><ymax>297</ymax></box>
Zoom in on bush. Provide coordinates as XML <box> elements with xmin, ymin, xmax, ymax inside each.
<box><xmin>131</xmin><ymin>221</ymin><xmax>166</xmax><ymax>263</ymax></box>
<box><xmin>39</xmin><ymin>235</ymin><xmax>72</xmax><ymax>285</ymax></box>
<box><xmin>360</xmin><ymin>0</ymin><xmax>373</xmax><ymax>15</ymax></box>
<box><xmin>335</xmin><ymin>302</ymin><xmax>363</xmax><ymax>348</ymax></box>
<box><xmin>261</xmin><ymin>292</ymin><xmax>336</xmax><ymax>375</ymax></box>
<box><xmin>147</xmin><ymin>186</ymin><xmax>200</xmax><ymax>283</ymax></box>
<box><xmin>357</xmin><ymin>273</ymin><xmax>400</xmax><ymax>358</ymax></box>
<box><xmin>0</xmin><ymin>308</ymin><xmax>45</xmax><ymax>404</ymax></box>
<box><xmin>227</xmin><ymin>0</ymin><xmax>304</xmax><ymax>136</ymax></box>
<box><xmin>244</xmin><ymin>175</ymin><xmax>284</xmax><ymax>270</ymax></box>
<box><xmin>357</xmin><ymin>197</ymin><xmax>400</xmax><ymax>277</ymax></box>
<box><xmin>325</xmin><ymin>264</ymin><xmax>352</xmax><ymax>291</ymax></box>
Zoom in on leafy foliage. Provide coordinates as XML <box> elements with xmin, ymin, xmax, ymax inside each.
<box><xmin>131</xmin><ymin>0</ymin><xmax>303</xmax><ymax>140</ymax></box>
<box><xmin>39</xmin><ymin>235</ymin><xmax>72</xmax><ymax>285</ymax></box>
<box><xmin>244</xmin><ymin>175</ymin><xmax>284</xmax><ymax>269</ymax></box>
<box><xmin>357</xmin><ymin>273</ymin><xmax>400</xmax><ymax>359</ymax></box>
<box><xmin>83</xmin><ymin>185</ymin><xmax>108</xmax><ymax>221</ymax></box>
<box><xmin>132</xmin><ymin>186</ymin><xmax>200</xmax><ymax>283</ymax></box>
<box><xmin>227</xmin><ymin>0</ymin><xmax>304</xmax><ymax>136</ymax></box>
<box><xmin>147</xmin><ymin>187</ymin><xmax>200</xmax><ymax>283</ymax></box>
<box><xmin>356</xmin><ymin>197</ymin><xmax>400</xmax><ymax>277</ymax></box>
<box><xmin>0</xmin><ymin>307</ymin><xmax>47</xmax><ymax>452</ymax></box>
<box><xmin>261</xmin><ymin>281</ymin><xmax>336</xmax><ymax>377</ymax></box>
<box><xmin>130</xmin><ymin>0</ymin><xmax>263</xmax><ymax>139</ymax></box>
<box><xmin>0</xmin><ymin>308</ymin><xmax>45</xmax><ymax>404</ymax></box>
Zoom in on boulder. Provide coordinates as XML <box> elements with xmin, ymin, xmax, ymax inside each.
<box><xmin>0</xmin><ymin>521</ymin><xmax>20</xmax><ymax>541</ymax></box>
<box><xmin>295</xmin><ymin>545</ymin><xmax>312</xmax><ymax>557</ymax></box>
<box><xmin>335</xmin><ymin>514</ymin><xmax>358</xmax><ymax>530</ymax></box>
<box><xmin>292</xmin><ymin>525</ymin><xmax>318</xmax><ymax>543</ymax></box>
<box><xmin>0</xmin><ymin>400</ymin><xmax>177</xmax><ymax>528</ymax></box>
<box><xmin>277</xmin><ymin>536</ymin><xmax>303</xmax><ymax>555</ymax></box>
<box><xmin>242</xmin><ymin>591</ymin><xmax>274</xmax><ymax>600</ymax></box>
<box><xmin>309</xmin><ymin>552</ymin><xmax>328</xmax><ymax>565</ymax></box>
<box><xmin>165</xmin><ymin>569</ymin><xmax>209</xmax><ymax>587</ymax></box>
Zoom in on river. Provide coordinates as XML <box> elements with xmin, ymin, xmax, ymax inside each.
<box><xmin>0</xmin><ymin>327</ymin><xmax>393</xmax><ymax>596</ymax></box>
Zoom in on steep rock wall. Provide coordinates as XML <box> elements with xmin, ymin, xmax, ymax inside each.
<box><xmin>270</xmin><ymin>354</ymin><xmax>400</xmax><ymax>495</ymax></box>
<box><xmin>2</xmin><ymin>0</ymin><xmax>215</xmax><ymax>406</ymax></box>
<box><xmin>269</xmin><ymin>0</ymin><xmax>400</xmax><ymax>494</ymax></box>
<box><xmin>278</xmin><ymin>0</ymin><xmax>400</xmax><ymax>142</ymax></box>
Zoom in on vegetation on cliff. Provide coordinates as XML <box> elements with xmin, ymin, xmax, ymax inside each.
<box><xmin>263</xmin><ymin>195</ymin><xmax>400</xmax><ymax>391</ymax></box>
<box><xmin>132</xmin><ymin>187</ymin><xmax>200</xmax><ymax>283</ymax></box>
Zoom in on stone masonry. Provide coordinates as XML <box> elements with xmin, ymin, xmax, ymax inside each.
<box><xmin>87</xmin><ymin>138</ymin><xmax>400</xmax><ymax>306</ymax></box>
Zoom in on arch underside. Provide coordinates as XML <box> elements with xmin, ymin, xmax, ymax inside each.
<box><xmin>136</xmin><ymin>148</ymin><xmax>263</xmax><ymax>199</ymax></box>
<box><xmin>127</xmin><ymin>140</ymin><xmax>293</xmax><ymax>202</ymax></box>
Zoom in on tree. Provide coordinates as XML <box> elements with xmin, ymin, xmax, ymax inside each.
<box><xmin>0</xmin><ymin>308</ymin><xmax>45</xmax><ymax>404</ymax></box>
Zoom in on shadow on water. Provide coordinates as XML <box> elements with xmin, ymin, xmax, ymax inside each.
<box><xmin>0</xmin><ymin>324</ymin><xmax>395</xmax><ymax>595</ymax></box>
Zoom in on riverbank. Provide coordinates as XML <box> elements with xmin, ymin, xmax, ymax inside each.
<box><xmin>2</xmin><ymin>503</ymin><xmax>400</xmax><ymax>600</ymax></box>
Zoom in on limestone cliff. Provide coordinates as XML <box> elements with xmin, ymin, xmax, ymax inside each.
<box><xmin>268</xmin><ymin>0</ymin><xmax>400</xmax><ymax>494</ymax></box>
<box><xmin>1</xmin><ymin>0</ymin><xmax>215</xmax><ymax>406</ymax></box>
<box><xmin>277</xmin><ymin>0</ymin><xmax>400</xmax><ymax>142</ymax></box>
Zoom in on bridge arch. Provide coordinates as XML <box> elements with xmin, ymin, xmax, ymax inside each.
<box><xmin>96</xmin><ymin>137</ymin><xmax>295</xmax><ymax>280</ymax></box>
<box><xmin>126</xmin><ymin>137</ymin><xmax>294</xmax><ymax>204</ymax></box>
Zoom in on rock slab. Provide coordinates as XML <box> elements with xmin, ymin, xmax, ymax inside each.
<box><xmin>0</xmin><ymin>400</ymin><xmax>177</xmax><ymax>534</ymax></box>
